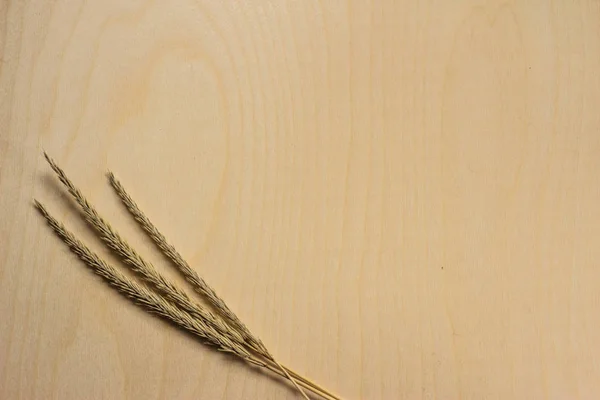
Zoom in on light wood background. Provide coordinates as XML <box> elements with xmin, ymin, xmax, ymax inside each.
<box><xmin>2</xmin><ymin>1</ymin><xmax>600</xmax><ymax>399</ymax></box>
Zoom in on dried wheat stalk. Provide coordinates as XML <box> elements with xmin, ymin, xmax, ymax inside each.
<box><xmin>42</xmin><ymin>153</ymin><xmax>251</xmax><ymax>356</ymax></box>
<box><xmin>107</xmin><ymin>171</ymin><xmax>337</xmax><ymax>399</ymax></box>
<box><xmin>42</xmin><ymin>153</ymin><xmax>340</xmax><ymax>399</ymax></box>
<box><xmin>34</xmin><ymin>200</ymin><xmax>337</xmax><ymax>399</ymax></box>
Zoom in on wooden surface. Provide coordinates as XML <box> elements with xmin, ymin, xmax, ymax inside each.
<box><xmin>2</xmin><ymin>1</ymin><xmax>600</xmax><ymax>399</ymax></box>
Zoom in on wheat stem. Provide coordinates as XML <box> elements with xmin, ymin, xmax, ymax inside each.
<box><xmin>277</xmin><ymin>364</ymin><xmax>341</xmax><ymax>400</ymax></box>
<box><xmin>257</xmin><ymin>361</ymin><xmax>339</xmax><ymax>400</ymax></box>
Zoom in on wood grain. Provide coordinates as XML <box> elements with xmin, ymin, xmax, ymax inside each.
<box><xmin>2</xmin><ymin>1</ymin><xmax>600</xmax><ymax>399</ymax></box>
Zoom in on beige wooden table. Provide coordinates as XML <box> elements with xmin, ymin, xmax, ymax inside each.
<box><xmin>2</xmin><ymin>1</ymin><xmax>600</xmax><ymax>399</ymax></box>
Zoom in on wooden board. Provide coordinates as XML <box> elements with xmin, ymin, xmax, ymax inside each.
<box><xmin>2</xmin><ymin>1</ymin><xmax>600</xmax><ymax>399</ymax></box>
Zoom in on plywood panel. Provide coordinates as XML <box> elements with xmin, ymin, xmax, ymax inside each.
<box><xmin>1</xmin><ymin>1</ymin><xmax>600</xmax><ymax>399</ymax></box>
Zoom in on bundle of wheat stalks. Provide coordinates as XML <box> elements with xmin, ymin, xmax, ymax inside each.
<box><xmin>34</xmin><ymin>152</ymin><xmax>341</xmax><ymax>400</ymax></box>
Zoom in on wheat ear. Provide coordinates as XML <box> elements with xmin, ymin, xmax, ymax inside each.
<box><xmin>34</xmin><ymin>201</ymin><xmax>339</xmax><ymax>400</ymax></box>
<box><xmin>43</xmin><ymin>153</ymin><xmax>310</xmax><ymax>400</ymax></box>
<box><xmin>107</xmin><ymin>172</ymin><xmax>340</xmax><ymax>400</ymax></box>
<box><xmin>42</xmin><ymin>153</ymin><xmax>256</xmax><ymax>358</ymax></box>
